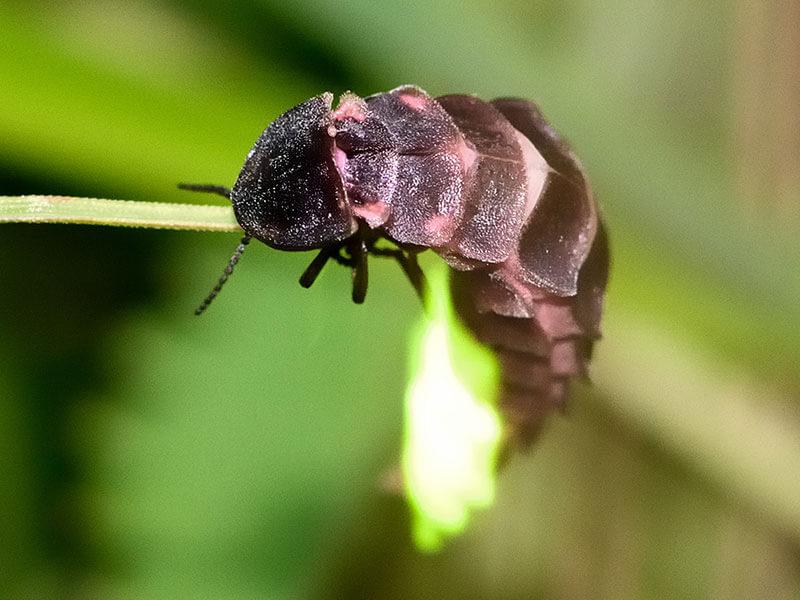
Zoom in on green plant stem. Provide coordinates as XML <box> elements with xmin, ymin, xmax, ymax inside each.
<box><xmin>0</xmin><ymin>195</ymin><xmax>241</xmax><ymax>232</ymax></box>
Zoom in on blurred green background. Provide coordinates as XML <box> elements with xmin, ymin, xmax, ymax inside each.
<box><xmin>2</xmin><ymin>1</ymin><xmax>799</xmax><ymax>598</ymax></box>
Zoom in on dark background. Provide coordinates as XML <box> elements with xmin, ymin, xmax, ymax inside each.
<box><xmin>2</xmin><ymin>1</ymin><xmax>799</xmax><ymax>598</ymax></box>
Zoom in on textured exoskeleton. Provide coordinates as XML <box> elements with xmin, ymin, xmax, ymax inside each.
<box><xmin>183</xmin><ymin>85</ymin><xmax>609</xmax><ymax>450</ymax></box>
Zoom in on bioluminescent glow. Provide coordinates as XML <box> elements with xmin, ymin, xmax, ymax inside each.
<box><xmin>401</xmin><ymin>266</ymin><xmax>502</xmax><ymax>552</ymax></box>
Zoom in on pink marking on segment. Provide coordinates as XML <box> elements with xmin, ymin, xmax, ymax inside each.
<box><xmin>333</xmin><ymin>145</ymin><xmax>348</xmax><ymax>177</ymax></box>
<box><xmin>352</xmin><ymin>200</ymin><xmax>390</xmax><ymax>227</ymax></box>
<box><xmin>550</xmin><ymin>340</ymin><xmax>583</xmax><ymax>376</ymax></box>
<box><xmin>533</xmin><ymin>297</ymin><xmax>583</xmax><ymax>339</ymax></box>
<box><xmin>453</xmin><ymin>139</ymin><xmax>478</xmax><ymax>173</ymax></box>
<box><xmin>332</xmin><ymin>99</ymin><xmax>367</xmax><ymax>122</ymax></box>
<box><xmin>423</xmin><ymin>214</ymin><xmax>452</xmax><ymax>239</ymax></box>
<box><xmin>398</xmin><ymin>92</ymin><xmax>428</xmax><ymax>111</ymax></box>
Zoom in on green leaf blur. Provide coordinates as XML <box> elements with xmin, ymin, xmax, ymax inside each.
<box><xmin>1</xmin><ymin>1</ymin><xmax>798</xmax><ymax>598</ymax></box>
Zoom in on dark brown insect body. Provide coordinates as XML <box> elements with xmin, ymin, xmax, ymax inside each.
<box><xmin>182</xmin><ymin>85</ymin><xmax>609</xmax><ymax>448</ymax></box>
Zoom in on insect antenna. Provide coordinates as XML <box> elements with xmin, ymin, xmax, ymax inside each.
<box><xmin>195</xmin><ymin>235</ymin><xmax>251</xmax><ymax>315</ymax></box>
<box><xmin>177</xmin><ymin>183</ymin><xmax>231</xmax><ymax>199</ymax></box>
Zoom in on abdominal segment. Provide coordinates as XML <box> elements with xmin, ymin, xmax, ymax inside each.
<box><xmin>333</xmin><ymin>85</ymin><xmax>467</xmax><ymax>245</ymax></box>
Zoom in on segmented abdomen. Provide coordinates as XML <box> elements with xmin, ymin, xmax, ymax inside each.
<box><xmin>445</xmin><ymin>95</ymin><xmax>609</xmax><ymax>448</ymax></box>
<box><xmin>334</xmin><ymin>86</ymin><xmax>609</xmax><ymax>447</ymax></box>
<box><xmin>450</xmin><ymin>221</ymin><xmax>608</xmax><ymax>448</ymax></box>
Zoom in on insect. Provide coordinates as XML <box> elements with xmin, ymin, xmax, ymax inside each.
<box><xmin>181</xmin><ymin>85</ymin><xmax>609</xmax><ymax>447</ymax></box>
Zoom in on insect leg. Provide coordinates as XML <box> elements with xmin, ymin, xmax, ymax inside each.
<box><xmin>299</xmin><ymin>246</ymin><xmax>337</xmax><ymax>289</ymax></box>
<box><xmin>369</xmin><ymin>247</ymin><xmax>429</xmax><ymax>309</ymax></box>
<box><xmin>350</xmin><ymin>238</ymin><xmax>369</xmax><ymax>304</ymax></box>
<box><xmin>398</xmin><ymin>252</ymin><xmax>429</xmax><ymax>310</ymax></box>
<box><xmin>177</xmin><ymin>183</ymin><xmax>232</xmax><ymax>199</ymax></box>
<box><xmin>195</xmin><ymin>235</ymin><xmax>251</xmax><ymax>315</ymax></box>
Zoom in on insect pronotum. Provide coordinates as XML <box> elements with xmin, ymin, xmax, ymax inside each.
<box><xmin>181</xmin><ymin>85</ymin><xmax>609</xmax><ymax>447</ymax></box>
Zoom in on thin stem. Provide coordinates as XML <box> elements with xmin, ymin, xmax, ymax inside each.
<box><xmin>0</xmin><ymin>195</ymin><xmax>240</xmax><ymax>232</ymax></box>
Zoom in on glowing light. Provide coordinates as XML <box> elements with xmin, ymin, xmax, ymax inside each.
<box><xmin>402</xmin><ymin>267</ymin><xmax>502</xmax><ymax>552</ymax></box>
